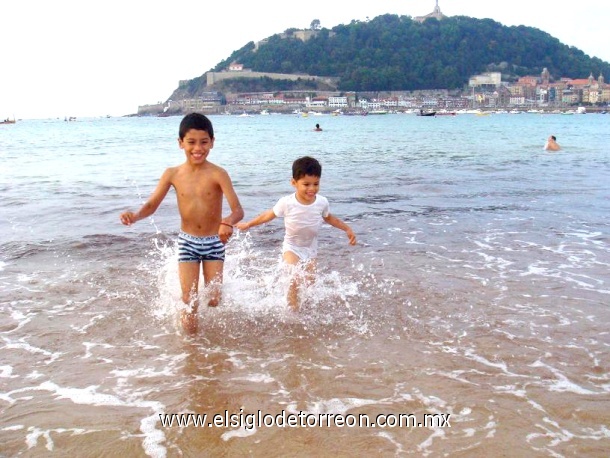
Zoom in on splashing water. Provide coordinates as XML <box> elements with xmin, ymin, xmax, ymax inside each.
<box><xmin>143</xmin><ymin>230</ymin><xmax>395</xmax><ymax>338</ymax></box>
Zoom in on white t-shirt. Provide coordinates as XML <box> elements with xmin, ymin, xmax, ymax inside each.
<box><xmin>273</xmin><ymin>193</ymin><xmax>330</xmax><ymax>258</ymax></box>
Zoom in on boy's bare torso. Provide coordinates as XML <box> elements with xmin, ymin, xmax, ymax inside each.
<box><xmin>169</xmin><ymin>162</ymin><xmax>225</xmax><ymax>236</ymax></box>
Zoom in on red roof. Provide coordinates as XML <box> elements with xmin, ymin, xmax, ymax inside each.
<box><xmin>569</xmin><ymin>79</ymin><xmax>591</xmax><ymax>86</ymax></box>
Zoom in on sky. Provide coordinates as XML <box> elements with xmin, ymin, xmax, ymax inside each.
<box><xmin>2</xmin><ymin>0</ymin><xmax>609</xmax><ymax>120</ymax></box>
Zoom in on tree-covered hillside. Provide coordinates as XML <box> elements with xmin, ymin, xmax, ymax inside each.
<box><xmin>211</xmin><ymin>14</ymin><xmax>609</xmax><ymax>92</ymax></box>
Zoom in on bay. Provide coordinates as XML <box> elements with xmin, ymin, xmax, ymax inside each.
<box><xmin>1</xmin><ymin>112</ymin><xmax>609</xmax><ymax>456</ymax></box>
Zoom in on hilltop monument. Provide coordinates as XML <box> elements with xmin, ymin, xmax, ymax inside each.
<box><xmin>414</xmin><ymin>0</ymin><xmax>446</xmax><ymax>22</ymax></box>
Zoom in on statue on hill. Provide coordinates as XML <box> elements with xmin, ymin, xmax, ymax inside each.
<box><xmin>415</xmin><ymin>0</ymin><xmax>446</xmax><ymax>23</ymax></box>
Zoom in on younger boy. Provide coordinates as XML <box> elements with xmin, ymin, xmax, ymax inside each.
<box><xmin>120</xmin><ymin>113</ymin><xmax>244</xmax><ymax>332</ymax></box>
<box><xmin>236</xmin><ymin>156</ymin><xmax>356</xmax><ymax>309</ymax></box>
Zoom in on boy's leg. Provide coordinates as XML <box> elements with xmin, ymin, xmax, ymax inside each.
<box><xmin>283</xmin><ymin>251</ymin><xmax>301</xmax><ymax>310</ymax></box>
<box><xmin>304</xmin><ymin>259</ymin><xmax>317</xmax><ymax>286</ymax></box>
<box><xmin>202</xmin><ymin>261</ymin><xmax>223</xmax><ymax>307</ymax></box>
<box><xmin>179</xmin><ymin>261</ymin><xmax>200</xmax><ymax>332</ymax></box>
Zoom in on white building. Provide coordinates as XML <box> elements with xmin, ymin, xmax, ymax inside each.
<box><xmin>469</xmin><ymin>72</ymin><xmax>502</xmax><ymax>88</ymax></box>
<box><xmin>328</xmin><ymin>96</ymin><xmax>348</xmax><ymax>108</ymax></box>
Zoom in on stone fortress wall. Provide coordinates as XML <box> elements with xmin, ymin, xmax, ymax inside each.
<box><xmin>206</xmin><ymin>70</ymin><xmax>338</xmax><ymax>88</ymax></box>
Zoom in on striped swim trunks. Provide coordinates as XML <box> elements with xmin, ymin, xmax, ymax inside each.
<box><xmin>178</xmin><ymin>232</ymin><xmax>225</xmax><ymax>263</ymax></box>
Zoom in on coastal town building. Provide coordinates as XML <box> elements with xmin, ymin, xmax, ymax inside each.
<box><xmin>139</xmin><ymin>55</ymin><xmax>609</xmax><ymax>116</ymax></box>
<box><xmin>468</xmin><ymin>68</ymin><xmax>610</xmax><ymax>109</ymax></box>
<box><xmin>469</xmin><ymin>72</ymin><xmax>502</xmax><ymax>89</ymax></box>
<box><xmin>327</xmin><ymin>96</ymin><xmax>348</xmax><ymax>108</ymax></box>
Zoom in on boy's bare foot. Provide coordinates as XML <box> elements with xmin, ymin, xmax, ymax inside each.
<box><xmin>181</xmin><ymin>310</ymin><xmax>198</xmax><ymax>333</ymax></box>
<box><xmin>208</xmin><ymin>298</ymin><xmax>219</xmax><ymax>307</ymax></box>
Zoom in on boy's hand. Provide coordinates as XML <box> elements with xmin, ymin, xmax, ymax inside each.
<box><xmin>218</xmin><ymin>223</ymin><xmax>234</xmax><ymax>244</ymax></box>
<box><xmin>120</xmin><ymin>212</ymin><xmax>137</xmax><ymax>226</ymax></box>
<box><xmin>346</xmin><ymin>229</ymin><xmax>357</xmax><ymax>245</ymax></box>
<box><xmin>235</xmin><ymin>222</ymin><xmax>249</xmax><ymax>231</ymax></box>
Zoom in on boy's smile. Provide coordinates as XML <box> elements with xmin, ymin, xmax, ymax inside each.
<box><xmin>292</xmin><ymin>174</ymin><xmax>320</xmax><ymax>205</ymax></box>
<box><xmin>179</xmin><ymin>129</ymin><xmax>214</xmax><ymax>164</ymax></box>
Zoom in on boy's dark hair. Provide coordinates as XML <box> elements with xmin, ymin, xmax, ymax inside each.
<box><xmin>179</xmin><ymin>113</ymin><xmax>214</xmax><ymax>140</ymax></box>
<box><xmin>292</xmin><ymin>156</ymin><xmax>322</xmax><ymax>180</ymax></box>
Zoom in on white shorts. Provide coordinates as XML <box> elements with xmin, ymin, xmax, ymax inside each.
<box><xmin>282</xmin><ymin>241</ymin><xmax>317</xmax><ymax>261</ymax></box>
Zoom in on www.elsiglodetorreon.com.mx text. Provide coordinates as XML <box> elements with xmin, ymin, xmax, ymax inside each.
<box><xmin>159</xmin><ymin>410</ymin><xmax>451</xmax><ymax>430</ymax></box>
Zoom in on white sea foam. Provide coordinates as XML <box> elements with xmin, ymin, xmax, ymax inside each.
<box><xmin>26</xmin><ymin>427</ymin><xmax>88</xmax><ymax>451</ymax></box>
<box><xmin>417</xmin><ymin>428</ymin><xmax>446</xmax><ymax>455</ymax></box>
<box><xmin>31</xmin><ymin>381</ymin><xmax>167</xmax><ymax>458</ymax></box>
<box><xmin>0</xmin><ymin>365</ymin><xmax>16</xmax><ymax>378</ymax></box>
<box><xmin>530</xmin><ymin>360</ymin><xmax>599</xmax><ymax>395</ymax></box>
<box><xmin>1</xmin><ymin>424</ymin><xmax>25</xmax><ymax>431</ymax></box>
<box><xmin>378</xmin><ymin>431</ymin><xmax>406</xmax><ymax>454</ymax></box>
<box><xmin>221</xmin><ymin>426</ymin><xmax>257</xmax><ymax>441</ymax></box>
<box><xmin>294</xmin><ymin>397</ymin><xmax>384</xmax><ymax>416</ymax></box>
<box><xmin>25</xmin><ymin>370</ymin><xmax>45</xmax><ymax>380</ymax></box>
<box><xmin>81</xmin><ymin>341</ymin><xmax>115</xmax><ymax>359</ymax></box>
<box><xmin>3</xmin><ymin>340</ymin><xmax>62</xmax><ymax>364</ymax></box>
<box><xmin>232</xmin><ymin>373</ymin><xmax>275</xmax><ymax>383</ymax></box>
<box><xmin>70</xmin><ymin>314</ymin><xmax>106</xmax><ymax>334</ymax></box>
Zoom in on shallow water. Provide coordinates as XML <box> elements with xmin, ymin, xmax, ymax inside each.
<box><xmin>1</xmin><ymin>113</ymin><xmax>609</xmax><ymax>456</ymax></box>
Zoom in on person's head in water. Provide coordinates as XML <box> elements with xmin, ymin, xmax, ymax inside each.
<box><xmin>545</xmin><ymin>134</ymin><xmax>560</xmax><ymax>151</ymax></box>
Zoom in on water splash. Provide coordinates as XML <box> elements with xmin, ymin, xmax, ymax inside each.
<box><xmin>144</xmin><ymin>231</ymin><xmax>396</xmax><ymax>337</ymax></box>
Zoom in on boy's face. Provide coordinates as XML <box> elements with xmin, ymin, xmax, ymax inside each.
<box><xmin>178</xmin><ymin>129</ymin><xmax>214</xmax><ymax>164</ymax></box>
<box><xmin>291</xmin><ymin>174</ymin><xmax>320</xmax><ymax>205</ymax></box>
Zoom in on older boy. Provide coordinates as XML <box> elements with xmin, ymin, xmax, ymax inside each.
<box><xmin>120</xmin><ymin>113</ymin><xmax>244</xmax><ymax>332</ymax></box>
<box><xmin>236</xmin><ymin>156</ymin><xmax>356</xmax><ymax>309</ymax></box>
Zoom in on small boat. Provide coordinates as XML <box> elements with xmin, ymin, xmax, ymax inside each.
<box><xmin>1</xmin><ymin>117</ymin><xmax>16</xmax><ymax>124</ymax></box>
<box><xmin>418</xmin><ymin>109</ymin><xmax>436</xmax><ymax>117</ymax></box>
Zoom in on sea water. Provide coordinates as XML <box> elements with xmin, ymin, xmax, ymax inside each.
<box><xmin>1</xmin><ymin>113</ymin><xmax>609</xmax><ymax>456</ymax></box>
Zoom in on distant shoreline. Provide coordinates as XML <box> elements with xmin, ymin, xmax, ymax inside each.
<box><xmin>129</xmin><ymin>105</ymin><xmax>608</xmax><ymax>118</ymax></box>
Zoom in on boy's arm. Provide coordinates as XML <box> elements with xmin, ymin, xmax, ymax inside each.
<box><xmin>217</xmin><ymin>169</ymin><xmax>244</xmax><ymax>244</ymax></box>
<box><xmin>218</xmin><ymin>169</ymin><xmax>244</xmax><ymax>226</ymax></box>
<box><xmin>120</xmin><ymin>169</ymin><xmax>172</xmax><ymax>226</ymax></box>
<box><xmin>323</xmin><ymin>214</ymin><xmax>357</xmax><ymax>245</ymax></box>
<box><xmin>235</xmin><ymin>209</ymin><xmax>276</xmax><ymax>231</ymax></box>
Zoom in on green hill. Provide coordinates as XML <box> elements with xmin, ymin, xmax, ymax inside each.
<box><xmin>173</xmin><ymin>14</ymin><xmax>610</xmax><ymax>97</ymax></box>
